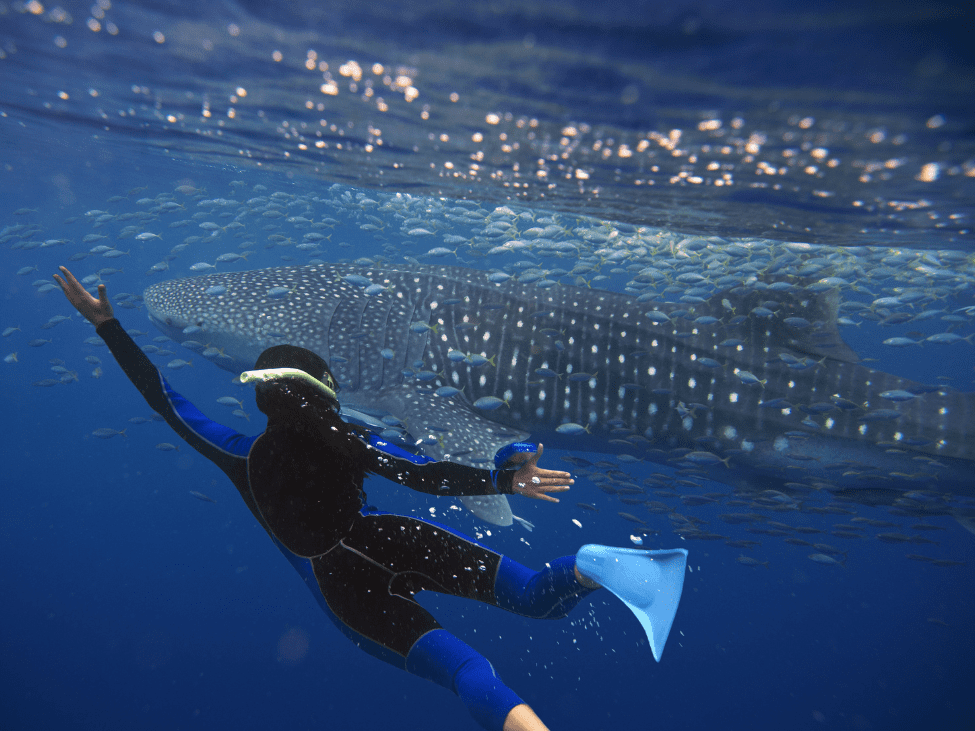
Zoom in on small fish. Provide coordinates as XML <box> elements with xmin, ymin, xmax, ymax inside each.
<box><xmin>92</xmin><ymin>428</ymin><xmax>126</xmax><ymax>439</ymax></box>
<box><xmin>736</xmin><ymin>370</ymin><xmax>766</xmax><ymax>386</ymax></box>
<box><xmin>643</xmin><ymin>310</ymin><xmax>671</xmax><ymax>323</ymax></box>
<box><xmin>879</xmin><ymin>390</ymin><xmax>918</xmax><ymax>402</ymax></box>
<box><xmin>410</xmin><ymin>321</ymin><xmax>436</xmax><ymax>334</ymax></box>
<box><xmin>808</xmin><ymin>553</ymin><xmax>845</xmax><ymax>566</ymax></box>
<box><xmin>736</xmin><ymin>555</ymin><xmax>770</xmax><ymax>568</ymax></box>
<box><xmin>556</xmin><ymin>422</ymin><xmax>588</xmax><ymax>435</ymax></box>
<box><xmin>343</xmin><ymin>274</ymin><xmax>373</xmax><ymax>287</ymax></box>
<box><xmin>166</xmin><ymin>359</ymin><xmax>193</xmax><ymax>369</ymax></box>
<box><xmin>683</xmin><ymin>451</ymin><xmax>731</xmax><ymax>467</ymax></box>
<box><xmin>155</xmin><ymin>442</ymin><xmax>179</xmax><ymax>451</ymax></box>
<box><xmin>217</xmin><ymin>396</ymin><xmax>244</xmax><ymax>408</ymax></box>
<box><xmin>188</xmin><ymin>490</ymin><xmax>217</xmax><ymax>503</ymax></box>
<box><xmin>925</xmin><ymin>332</ymin><xmax>973</xmax><ymax>345</ymax></box>
<box><xmin>473</xmin><ymin>396</ymin><xmax>507</xmax><ymax>410</ymax></box>
<box><xmin>576</xmin><ymin>503</ymin><xmax>599</xmax><ymax>512</ymax></box>
<box><xmin>4</xmin><ymin>352</ymin><xmax>17</xmax><ymax>363</ymax></box>
<box><xmin>618</xmin><ymin>512</ymin><xmax>648</xmax><ymax>525</ymax></box>
<box><xmin>882</xmin><ymin>337</ymin><xmax>922</xmax><ymax>348</ymax></box>
<box><xmin>567</xmin><ymin>372</ymin><xmax>595</xmax><ymax>382</ymax></box>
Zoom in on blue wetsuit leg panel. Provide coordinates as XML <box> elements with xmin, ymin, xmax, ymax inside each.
<box><xmin>407</xmin><ymin>629</ymin><xmax>523</xmax><ymax>731</ymax></box>
<box><xmin>494</xmin><ymin>555</ymin><xmax>596</xmax><ymax>619</ymax></box>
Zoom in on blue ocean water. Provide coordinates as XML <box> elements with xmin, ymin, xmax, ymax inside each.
<box><xmin>2</xmin><ymin>2</ymin><xmax>974</xmax><ymax>730</ymax></box>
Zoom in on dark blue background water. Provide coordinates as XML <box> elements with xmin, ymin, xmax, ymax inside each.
<box><xmin>2</xmin><ymin>1</ymin><xmax>974</xmax><ymax>729</ymax></box>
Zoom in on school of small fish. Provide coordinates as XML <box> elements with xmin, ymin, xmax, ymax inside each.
<box><xmin>3</xmin><ymin>177</ymin><xmax>973</xmax><ymax>570</ymax></box>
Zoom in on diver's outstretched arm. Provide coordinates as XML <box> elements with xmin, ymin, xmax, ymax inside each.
<box><xmin>53</xmin><ymin>266</ymin><xmax>114</xmax><ymax>326</ymax></box>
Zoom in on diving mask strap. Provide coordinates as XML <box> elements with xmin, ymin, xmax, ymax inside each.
<box><xmin>240</xmin><ymin>367</ymin><xmax>338</xmax><ymax>401</ymax></box>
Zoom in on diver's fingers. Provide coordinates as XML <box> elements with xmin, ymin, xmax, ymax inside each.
<box><xmin>58</xmin><ymin>266</ymin><xmax>82</xmax><ymax>290</ymax></box>
<box><xmin>526</xmin><ymin>469</ymin><xmax>572</xmax><ymax>484</ymax></box>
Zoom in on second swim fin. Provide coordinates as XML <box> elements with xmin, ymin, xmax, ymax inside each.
<box><xmin>576</xmin><ymin>544</ymin><xmax>689</xmax><ymax>662</ymax></box>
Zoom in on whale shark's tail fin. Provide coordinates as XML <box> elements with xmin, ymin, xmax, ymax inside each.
<box><xmin>576</xmin><ymin>544</ymin><xmax>689</xmax><ymax>662</ymax></box>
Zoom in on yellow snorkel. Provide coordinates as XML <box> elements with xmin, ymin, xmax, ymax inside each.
<box><xmin>240</xmin><ymin>367</ymin><xmax>338</xmax><ymax>402</ymax></box>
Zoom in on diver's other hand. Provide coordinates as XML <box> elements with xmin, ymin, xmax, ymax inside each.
<box><xmin>54</xmin><ymin>266</ymin><xmax>114</xmax><ymax>326</ymax></box>
<box><xmin>511</xmin><ymin>444</ymin><xmax>573</xmax><ymax>503</ymax></box>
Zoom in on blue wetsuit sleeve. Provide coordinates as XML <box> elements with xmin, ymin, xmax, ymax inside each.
<box><xmin>364</xmin><ymin>435</ymin><xmax>514</xmax><ymax>496</ymax></box>
<box><xmin>95</xmin><ymin>319</ymin><xmax>256</xmax><ymax>475</ymax></box>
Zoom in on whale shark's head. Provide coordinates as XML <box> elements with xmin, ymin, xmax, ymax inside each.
<box><xmin>144</xmin><ymin>277</ymin><xmax>197</xmax><ymax>341</ymax></box>
<box><xmin>143</xmin><ymin>268</ymin><xmax>318</xmax><ymax>373</ymax></box>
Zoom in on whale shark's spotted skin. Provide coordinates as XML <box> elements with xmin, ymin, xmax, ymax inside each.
<box><xmin>144</xmin><ymin>263</ymin><xmax>975</xmax><ymax>523</ymax></box>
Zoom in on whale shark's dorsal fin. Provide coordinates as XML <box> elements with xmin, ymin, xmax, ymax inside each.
<box><xmin>707</xmin><ymin>284</ymin><xmax>860</xmax><ymax>364</ymax></box>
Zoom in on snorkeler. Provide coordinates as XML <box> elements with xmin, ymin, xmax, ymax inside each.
<box><xmin>55</xmin><ymin>266</ymin><xmax>688</xmax><ymax>731</ymax></box>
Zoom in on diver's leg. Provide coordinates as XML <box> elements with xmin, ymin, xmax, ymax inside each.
<box><xmin>345</xmin><ymin>513</ymin><xmax>597</xmax><ymax>618</ymax></box>
<box><xmin>406</xmin><ymin>628</ymin><xmax>546</xmax><ymax>731</ymax></box>
<box><xmin>312</xmin><ymin>536</ymin><xmax>533</xmax><ymax>730</ymax></box>
<box><xmin>493</xmin><ymin>554</ymin><xmax>597</xmax><ymax>618</ymax></box>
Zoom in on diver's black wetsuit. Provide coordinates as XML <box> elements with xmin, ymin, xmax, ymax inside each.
<box><xmin>97</xmin><ymin>319</ymin><xmax>594</xmax><ymax>730</ymax></box>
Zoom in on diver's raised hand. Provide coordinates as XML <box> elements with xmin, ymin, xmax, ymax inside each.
<box><xmin>510</xmin><ymin>444</ymin><xmax>573</xmax><ymax>503</ymax></box>
<box><xmin>54</xmin><ymin>266</ymin><xmax>114</xmax><ymax>326</ymax></box>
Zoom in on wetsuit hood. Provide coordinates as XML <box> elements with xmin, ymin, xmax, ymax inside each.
<box><xmin>250</xmin><ymin>345</ymin><xmax>340</xmax><ymax>415</ymax></box>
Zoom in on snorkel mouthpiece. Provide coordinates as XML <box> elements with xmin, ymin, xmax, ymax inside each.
<box><xmin>240</xmin><ymin>367</ymin><xmax>338</xmax><ymax>401</ymax></box>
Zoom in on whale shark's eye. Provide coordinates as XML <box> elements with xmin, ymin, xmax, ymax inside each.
<box><xmin>165</xmin><ymin>317</ymin><xmax>172</xmax><ymax>326</ymax></box>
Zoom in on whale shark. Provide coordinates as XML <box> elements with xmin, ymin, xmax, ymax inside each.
<box><xmin>143</xmin><ymin>262</ymin><xmax>975</xmax><ymax>525</ymax></box>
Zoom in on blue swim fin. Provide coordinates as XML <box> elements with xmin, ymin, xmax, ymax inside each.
<box><xmin>576</xmin><ymin>545</ymin><xmax>689</xmax><ymax>662</ymax></box>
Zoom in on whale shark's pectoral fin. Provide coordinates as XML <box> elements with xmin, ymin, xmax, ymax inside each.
<box><xmin>341</xmin><ymin>384</ymin><xmax>529</xmax><ymax>527</ymax></box>
<box><xmin>955</xmin><ymin>513</ymin><xmax>975</xmax><ymax>538</ymax></box>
